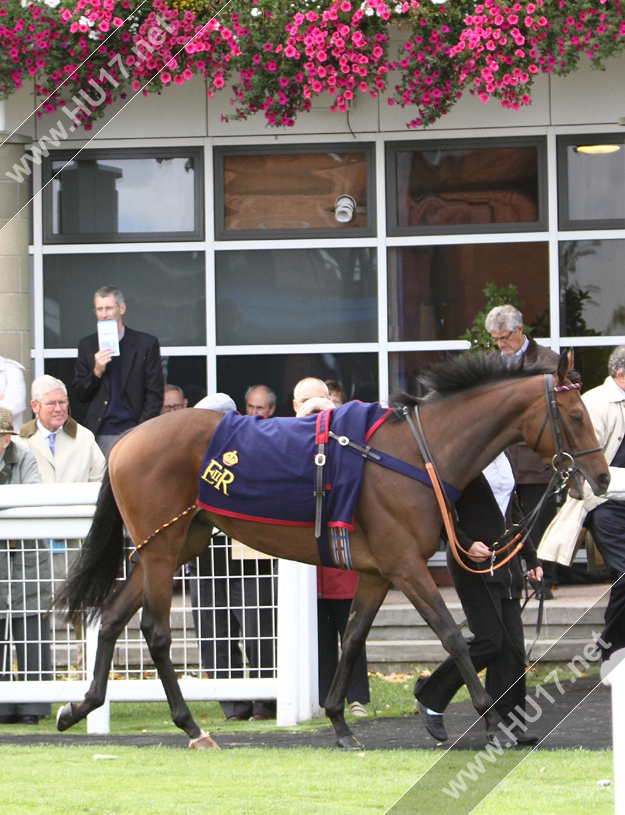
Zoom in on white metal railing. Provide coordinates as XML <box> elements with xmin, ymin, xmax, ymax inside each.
<box><xmin>0</xmin><ymin>483</ymin><xmax>318</xmax><ymax>733</ymax></box>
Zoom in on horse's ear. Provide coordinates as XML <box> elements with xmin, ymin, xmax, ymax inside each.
<box><xmin>556</xmin><ymin>348</ymin><xmax>574</xmax><ymax>385</ymax></box>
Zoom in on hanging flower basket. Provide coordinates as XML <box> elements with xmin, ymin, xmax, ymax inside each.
<box><xmin>0</xmin><ymin>0</ymin><xmax>623</xmax><ymax>130</ymax></box>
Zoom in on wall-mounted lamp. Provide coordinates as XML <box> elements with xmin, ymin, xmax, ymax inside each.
<box><xmin>334</xmin><ymin>194</ymin><xmax>356</xmax><ymax>223</ymax></box>
<box><xmin>574</xmin><ymin>144</ymin><xmax>621</xmax><ymax>154</ymax></box>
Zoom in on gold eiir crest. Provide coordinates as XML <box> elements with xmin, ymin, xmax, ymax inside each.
<box><xmin>222</xmin><ymin>450</ymin><xmax>239</xmax><ymax>466</ymax></box>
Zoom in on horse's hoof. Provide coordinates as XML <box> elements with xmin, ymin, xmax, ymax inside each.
<box><xmin>335</xmin><ymin>735</ymin><xmax>364</xmax><ymax>751</ymax></box>
<box><xmin>56</xmin><ymin>703</ymin><xmax>75</xmax><ymax>732</ymax></box>
<box><xmin>189</xmin><ymin>732</ymin><xmax>219</xmax><ymax>750</ymax></box>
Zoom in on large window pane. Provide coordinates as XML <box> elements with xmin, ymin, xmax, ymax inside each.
<box><xmin>44</xmin><ymin>252</ymin><xmax>206</xmax><ymax>348</ymax></box>
<box><xmin>387</xmin><ymin>139</ymin><xmax>544</xmax><ymax>235</ymax></box>
<box><xmin>389</xmin><ymin>351</ymin><xmax>460</xmax><ymax>398</ymax></box>
<box><xmin>573</xmin><ymin>346</ymin><xmax>617</xmax><ymax>393</ymax></box>
<box><xmin>215</xmin><ymin>146</ymin><xmax>374</xmax><ymax>239</ymax></box>
<box><xmin>217</xmin><ymin>353</ymin><xmax>378</xmax><ymax>417</ymax></box>
<box><xmin>44</xmin><ymin>148</ymin><xmax>203</xmax><ymax>242</ymax></box>
<box><xmin>560</xmin><ymin>240</ymin><xmax>625</xmax><ymax>337</ymax></box>
<box><xmin>46</xmin><ymin>355</ymin><xmax>207</xmax><ymax>423</ymax></box>
<box><xmin>215</xmin><ymin>248</ymin><xmax>377</xmax><ymax>345</ymax></box>
<box><xmin>388</xmin><ymin>243</ymin><xmax>549</xmax><ymax>342</ymax></box>
<box><xmin>558</xmin><ymin>135</ymin><xmax>625</xmax><ymax>229</ymax></box>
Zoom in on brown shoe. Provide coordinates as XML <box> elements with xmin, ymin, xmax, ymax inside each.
<box><xmin>250</xmin><ymin>714</ymin><xmax>272</xmax><ymax>721</ymax></box>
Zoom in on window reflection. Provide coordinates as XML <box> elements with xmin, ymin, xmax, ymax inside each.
<box><xmin>560</xmin><ymin>240</ymin><xmax>625</xmax><ymax>337</ymax></box>
<box><xmin>44</xmin><ymin>252</ymin><xmax>206</xmax><ymax>348</ymax></box>
<box><xmin>573</xmin><ymin>346</ymin><xmax>618</xmax><ymax>393</ymax></box>
<box><xmin>216</xmin><ymin>353</ymin><xmax>378</xmax><ymax>417</ymax></box>
<box><xmin>388</xmin><ymin>243</ymin><xmax>549</xmax><ymax>342</ymax></box>
<box><xmin>390</xmin><ymin>142</ymin><xmax>541</xmax><ymax>233</ymax></box>
<box><xmin>564</xmin><ymin>141</ymin><xmax>625</xmax><ymax>224</ymax></box>
<box><xmin>215</xmin><ymin>248</ymin><xmax>377</xmax><ymax>345</ymax></box>
<box><xmin>389</xmin><ymin>351</ymin><xmax>460</xmax><ymax>398</ymax></box>
<box><xmin>218</xmin><ymin>148</ymin><xmax>372</xmax><ymax>236</ymax></box>
<box><xmin>46</xmin><ymin>151</ymin><xmax>201</xmax><ymax>241</ymax></box>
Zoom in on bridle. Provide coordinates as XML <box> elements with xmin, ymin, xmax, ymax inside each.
<box><xmin>406</xmin><ymin>372</ymin><xmax>602</xmax><ymax>576</ymax></box>
<box><xmin>532</xmin><ymin>374</ymin><xmax>602</xmax><ymax>484</ymax></box>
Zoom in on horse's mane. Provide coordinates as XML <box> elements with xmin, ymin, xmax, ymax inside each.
<box><xmin>389</xmin><ymin>352</ymin><xmax>556</xmax><ymax>421</ymax></box>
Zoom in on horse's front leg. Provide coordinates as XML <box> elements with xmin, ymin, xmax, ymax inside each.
<box><xmin>393</xmin><ymin>566</ymin><xmax>504</xmax><ymax>741</ymax></box>
<box><xmin>139</xmin><ymin>546</ymin><xmax>218</xmax><ymax>750</ymax></box>
<box><xmin>325</xmin><ymin>572</ymin><xmax>391</xmax><ymax>750</ymax></box>
<box><xmin>57</xmin><ymin>561</ymin><xmax>144</xmax><ymax>731</ymax></box>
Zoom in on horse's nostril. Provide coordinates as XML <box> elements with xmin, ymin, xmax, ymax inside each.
<box><xmin>598</xmin><ymin>472</ymin><xmax>611</xmax><ymax>491</ymax></box>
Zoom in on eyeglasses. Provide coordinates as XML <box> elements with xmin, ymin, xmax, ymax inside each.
<box><xmin>491</xmin><ymin>331</ymin><xmax>514</xmax><ymax>345</ymax></box>
<box><xmin>162</xmin><ymin>403</ymin><xmax>185</xmax><ymax>412</ymax></box>
<box><xmin>41</xmin><ymin>400</ymin><xmax>69</xmax><ymax>408</ymax></box>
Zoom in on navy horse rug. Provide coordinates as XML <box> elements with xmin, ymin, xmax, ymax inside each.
<box><xmin>196</xmin><ymin>402</ymin><xmax>391</xmax><ymax>566</ymax></box>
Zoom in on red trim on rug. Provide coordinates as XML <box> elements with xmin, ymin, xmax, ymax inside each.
<box><xmin>197</xmin><ymin>500</ymin><xmax>315</xmax><ymax>527</ymax></box>
<box><xmin>315</xmin><ymin>409</ymin><xmax>331</xmax><ymax>445</ymax></box>
<box><xmin>328</xmin><ymin>520</ymin><xmax>354</xmax><ymax>531</ymax></box>
<box><xmin>364</xmin><ymin>408</ymin><xmax>393</xmax><ymax>443</ymax></box>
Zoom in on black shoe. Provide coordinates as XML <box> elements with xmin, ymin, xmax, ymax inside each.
<box><xmin>0</xmin><ymin>715</ymin><xmax>18</xmax><ymax>725</ymax></box>
<box><xmin>535</xmin><ymin>586</ymin><xmax>554</xmax><ymax>600</ymax></box>
<box><xmin>416</xmin><ymin>700</ymin><xmax>448</xmax><ymax>742</ymax></box>
<box><xmin>16</xmin><ymin>715</ymin><xmax>40</xmax><ymax>725</ymax></box>
<box><xmin>512</xmin><ymin>732</ymin><xmax>539</xmax><ymax>746</ymax></box>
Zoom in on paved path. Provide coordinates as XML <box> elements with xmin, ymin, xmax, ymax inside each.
<box><xmin>0</xmin><ymin>675</ymin><xmax>609</xmax><ymax>751</ymax></box>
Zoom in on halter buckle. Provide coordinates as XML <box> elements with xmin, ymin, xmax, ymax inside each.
<box><xmin>314</xmin><ymin>453</ymin><xmax>326</xmax><ymax>467</ymax></box>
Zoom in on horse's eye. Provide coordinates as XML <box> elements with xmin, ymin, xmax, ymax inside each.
<box><xmin>569</xmin><ymin>413</ymin><xmax>583</xmax><ymax>424</ymax></box>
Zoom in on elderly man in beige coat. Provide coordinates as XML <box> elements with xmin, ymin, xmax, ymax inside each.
<box><xmin>17</xmin><ymin>375</ymin><xmax>105</xmax><ymax>485</ymax></box>
<box><xmin>16</xmin><ymin>375</ymin><xmax>105</xmax><ymax>671</ymax></box>
<box><xmin>538</xmin><ymin>346</ymin><xmax>625</xmax><ymax>660</ymax></box>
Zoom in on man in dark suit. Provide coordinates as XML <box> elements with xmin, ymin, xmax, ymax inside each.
<box><xmin>415</xmin><ymin>452</ymin><xmax>542</xmax><ymax>747</ymax></box>
<box><xmin>485</xmin><ymin>304</ymin><xmax>577</xmax><ymax>598</ymax></box>
<box><xmin>73</xmin><ymin>285</ymin><xmax>164</xmax><ymax>456</ymax></box>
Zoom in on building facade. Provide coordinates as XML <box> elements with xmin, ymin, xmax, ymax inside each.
<box><xmin>1</xmin><ymin>53</ymin><xmax>625</xmax><ymax>414</ymax></box>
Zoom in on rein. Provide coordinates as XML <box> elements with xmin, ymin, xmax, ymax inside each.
<box><xmin>408</xmin><ymin>373</ymin><xmax>598</xmax><ymax>576</ymax></box>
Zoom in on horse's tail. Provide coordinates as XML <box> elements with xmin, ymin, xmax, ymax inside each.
<box><xmin>54</xmin><ymin>467</ymin><xmax>126</xmax><ymax>623</ymax></box>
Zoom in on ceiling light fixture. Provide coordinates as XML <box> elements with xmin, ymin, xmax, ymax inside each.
<box><xmin>574</xmin><ymin>144</ymin><xmax>621</xmax><ymax>155</ymax></box>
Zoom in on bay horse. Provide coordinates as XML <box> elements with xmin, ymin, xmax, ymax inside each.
<box><xmin>54</xmin><ymin>351</ymin><xmax>609</xmax><ymax>750</ymax></box>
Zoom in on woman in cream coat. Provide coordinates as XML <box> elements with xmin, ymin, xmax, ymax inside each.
<box><xmin>538</xmin><ymin>346</ymin><xmax>625</xmax><ymax>659</ymax></box>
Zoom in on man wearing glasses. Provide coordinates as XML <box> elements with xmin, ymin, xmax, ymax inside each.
<box><xmin>161</xmin><ymin>384</ymin><xmax>188</xmax><ymax>415</ymax></box>
<box><xmin>73</xmin><ymin>285</ymin><xmax>164</xmax><ymax>456</ymax></box>
<box><xmin>485</xmin><ymin>304</ymin><xmax>579</xmax><ymax>598</ymax></box>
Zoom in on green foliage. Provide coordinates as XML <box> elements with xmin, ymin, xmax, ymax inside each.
<box><xmin>460</xmin><ymin>282</ymin><xmax>526</xmax><ymax>353</ymax></box>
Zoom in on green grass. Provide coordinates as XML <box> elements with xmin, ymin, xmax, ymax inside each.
<box><xmin>0</xmin><ymin>746</ymin><xmax>613</xmax><ymax>815</ymax></box>
<box><xmin>0</xmin><ymin>663</ymin><xmax>599</xmax><ymax>738</ymax></box>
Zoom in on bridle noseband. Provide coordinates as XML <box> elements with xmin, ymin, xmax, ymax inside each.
<box><xmin>404</xmin><ymin>371</ymin><xmax>602</xmax><ymax>577</ymax></box>
<box><xmin>532</xmin><ymin>374</ymin><xmax>602</xmax><ymax>484</ymax></box>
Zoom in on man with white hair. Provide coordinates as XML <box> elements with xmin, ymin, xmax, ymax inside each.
<box><xmin>17</xmin><ymin>375</ymin><xmax>105</xmax><ymax>485</ymax></box>
<box><xmin>485</xmin><ymin>304</ymin><xmax>572</xmax><ymax>599</ymax></box>
<box><xmin>16</xmin><ymin>375</ymin><xmax>105</xmax><ymax>674</ymax></box>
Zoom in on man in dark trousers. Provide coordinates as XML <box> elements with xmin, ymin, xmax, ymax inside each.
<box><xmin>485</xmin><ymin>304</ymin><xmax>577</xmax><ymax>598</ymax></box>
<box><xmin>415</xmin><ymin>452</ymin><xmax>542</xmax><ymax>746</ymax></box>
<box><xmin>73</xmin><ymin>285</ymin><xmax>164</xmax><ymax>456</ymax></box>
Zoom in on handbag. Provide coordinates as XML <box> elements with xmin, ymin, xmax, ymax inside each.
<box><xmin>606</xmin><ymin>466</ymin><xmax>625</xmax><ymax>501</ymax></box>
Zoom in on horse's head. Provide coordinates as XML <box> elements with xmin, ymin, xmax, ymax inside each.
<box><xmin>525</xmin><ymin>350</ymin><xmax>610</xmax><ymax>499</ymax></box>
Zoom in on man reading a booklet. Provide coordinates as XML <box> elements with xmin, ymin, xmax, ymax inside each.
<box><xmin>73</xmin><ymin>285</ymin><xmax>163</xmax><ymax>456</ymax></box>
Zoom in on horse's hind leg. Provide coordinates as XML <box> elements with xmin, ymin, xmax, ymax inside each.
<box><xmin>325</xmin><ymin>572</ymin><xmax>391</xmax><ymax>750</ymax></box>
<box><xmin>57</xmin><ymin>561</ymin><xmax>144</xmax><ymax>731</ymax></box>
<box><xmin>393</xmin><ymin>568</ymin><xmax>503</xmax><ymax>740</ymax></box>
<box><xmin>139</xmin><ymin>544</ymin><xmax>218</xmax><ymax>750</ymax></box>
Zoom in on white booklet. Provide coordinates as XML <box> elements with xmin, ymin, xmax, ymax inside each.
<box><xmin>97</xmin><ymin>319</ymin><xmax>120</xmax><ymax>356</ymax></box>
